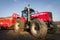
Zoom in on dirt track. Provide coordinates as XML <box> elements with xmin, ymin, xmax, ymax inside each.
<box><xmin>0</xmin><ymin>30</ymin><xmax>60</xmax><ymax>40</ymax></box>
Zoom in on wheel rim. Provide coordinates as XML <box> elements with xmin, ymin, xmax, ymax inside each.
<box><xmin>32</xmin><ymin>23</ymin><xmax>40</xmax><ymax>35</ymax></box>
<box><xmin>35</xmin><ymin>23</ymin><xmax>40</xmax><ymax>31</ymax></box>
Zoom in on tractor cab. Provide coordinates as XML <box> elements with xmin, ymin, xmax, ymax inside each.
<box><xmin>22</xmin><ymin>6</ymin><xmax>35</xmax><ymax>21</ymax></box>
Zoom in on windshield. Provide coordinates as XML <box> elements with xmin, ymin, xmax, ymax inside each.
<box><xmin>22</xmin><ymin>12</ymin><xmax>27</xmax><ymax>19</ymax></box>
<box><xmin>22</xmin><ymin>8</ymin><xmax>35</xmax><ymax>19</ymax></box>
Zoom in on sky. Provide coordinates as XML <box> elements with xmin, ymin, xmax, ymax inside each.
<box><xmin>0</xmin><ymin>0</ymin><xmax>60</xmax><ymax>21</ymax></box>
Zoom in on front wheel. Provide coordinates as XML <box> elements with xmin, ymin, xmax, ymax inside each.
<box><xmin>14</xmin><ymin>22</ymin><xmax>20</xmax><ymax>32</ymax></box>
<box><xmin>30</xmin><ymin>19</ymin><xmax>47</xmax><ymax>39</ymax></box>
<box><xmin>14</xmin><ymin>18</ymin><xmax>24</xmax><ymax>32</ymax></box>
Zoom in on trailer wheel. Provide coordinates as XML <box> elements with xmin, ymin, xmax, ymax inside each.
<box><xmin>14</xmin><ymin>18</ymin><xmax>24</xmax><ymax>32</ymax></box>
<box><xmin>30</xmin><ymin>19</ymin><xmax>47</xmax><ymax>39</ymax></box>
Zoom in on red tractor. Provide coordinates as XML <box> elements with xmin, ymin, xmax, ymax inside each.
<box><xmin>0</xmin><ymin>5</ymin><xmax>57</xmax><ymax>39</ymax></box>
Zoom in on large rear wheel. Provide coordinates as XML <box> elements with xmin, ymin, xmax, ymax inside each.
<box><xmin>30</xmin><ymin>19</ymin><xmax>47</xmax><ymax>39</ymax></box>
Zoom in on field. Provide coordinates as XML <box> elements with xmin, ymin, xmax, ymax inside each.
<box><xmin>0</xmin><ymin>21</ymin><xmax>60</xmax><ymax>40</ymax></box>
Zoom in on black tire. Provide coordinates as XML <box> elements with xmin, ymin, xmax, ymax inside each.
<box><xmin>48</xmin><ymin>22</ymin><xmax>57</xmax><ymax>34</ymax></box>
<box><xmin>0</xmin><ymin>27</ymin><xmax>9</xmax><ymax>33</ymax></box>
<box><xmin>30</xmin><ymin>19</ymin><xmax>47</xmax><ymax>39</ymax></box>
<box><xmin>14</xmin><ymin>18</ymin><xmax>24</xmax><ymax>32</ymax></box>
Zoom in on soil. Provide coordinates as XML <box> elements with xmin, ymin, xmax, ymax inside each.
<box><xmin>0</xmin><ymin>28</ymin><xmax>60</xmax><ymax>40</ymax></box>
